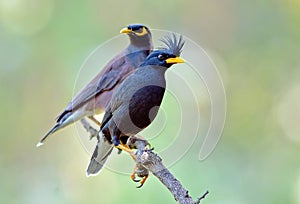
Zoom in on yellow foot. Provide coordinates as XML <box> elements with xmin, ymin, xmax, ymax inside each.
<box><xmin>130</xmin><ymin>166</ymin><xmax>140</xmax><ymax>182</ymax></box>
<box><xmin>115</xmin><ymin>144</ymin><xmax>136</xmax><ymax>160</ymax></box>
<box><xmin>130</xmin><ymin>165</ymin><xmax>149</xmax><ymax>188</ymax></box>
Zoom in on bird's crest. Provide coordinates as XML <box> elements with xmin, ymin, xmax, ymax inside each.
<box><xmin>159</xmin><ymin>33</ymin><xmax>185</xmax><ymax>56</ymax></box>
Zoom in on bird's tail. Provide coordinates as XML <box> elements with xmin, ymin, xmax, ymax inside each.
<box><xmin>36</xmin><ymin>123</ymin><xmax>62</xmax><ymax>147</ymax></box>
<box><xmin>86</xmin><ymin>132</ymin><xmax>113</xmax><ymax>176</ymax></box>
<box><xmin>36</xmin><ymin>111</ymin><xmax>75</xmax><ymax>147</ymax></box>
<box><xmin>36</xmin><ymin>110</ymin><xmax>87</xmax><ymax>147</ymax></box>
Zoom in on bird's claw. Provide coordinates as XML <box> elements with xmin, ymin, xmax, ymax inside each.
<box><xmin>130</xmin><ymin>166</ymin><xmax>139</xmax><ymax>182</ymax></box>
<box><xmin>136</xmin><ymin>175</ymin><xmax>148</xmax><ymax>188</ymax></box>
<box><xmin>146</xmin><ymin>147</ymin><xmax>154</xmax><ymax>152</ymax></box>
<box><xmin>130</xmin><ymin>173</ymin><xmax>141</xmax><ymax>182</ymax></box>
<box><xmin>131</xmin><ymin>173</ymin><xmax>148</xmax><ymax>188</ymax></box>
<box><xmin>130</xmin><ymin>165</ymin><xmax>149</xmax><ymax>188</ymax></box>
<box><xmin>146</xmin><ymin>142</ymin><xmax>152</xmax><ymax>149</ymax></box>
<box><xmin>117</xmin><ymin>149</ymin><xmax>122</xmax><ymax>154</ymax></box>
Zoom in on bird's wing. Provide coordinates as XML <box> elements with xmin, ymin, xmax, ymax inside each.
<box><xmin>100</xmin><ymin>106</ymin><xmax>113</xmax><ymax>130</ymax></box>
<box><xmin>57</xmin><ymin>52</ymin><xmax>132</xmax><ymax>122</ymax></box>
<box><xmin>86</xmin><ymin>132</ymin><xmax>113</xmax><ymax>176</ymax></box>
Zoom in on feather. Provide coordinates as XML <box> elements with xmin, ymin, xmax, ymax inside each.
<box><xmin>159</xmin><ymin>33</ymin><xmax>185</xmax><ymax>57</ymax></box>
<box><xmin>86</xmin><ymin>132</ymin><xmax>113</xmax><ymax>176</ymax></box>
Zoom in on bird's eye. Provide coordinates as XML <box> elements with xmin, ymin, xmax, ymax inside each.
<box><xmin>158</xmin><ymin>54</ymin><xmax>165</xmax><ymax>60</ymax></box>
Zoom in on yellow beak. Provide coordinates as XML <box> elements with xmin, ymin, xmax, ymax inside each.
<box><xmin>165</xmin><ymin>57</ymin><xmax>185</xmax><ymax>64</ymax></box>
<box><xmin>120</xmin><ymin>28</ymin><xmax>132</xmax><ymax>34</ymax></box>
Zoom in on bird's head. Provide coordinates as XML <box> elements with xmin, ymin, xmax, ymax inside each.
<box><xmin>141</xmin><ymin>50</ymin><xmax>184</xmax><ymax>68</ymax></box>
<box><xmin>120</xmin><ymin>24</ymin><xmax>152</xmax><ymax>47</ymax></box>
<box><xmin>141</xmin><ymin>34</ymin><xmax>185</xmax><ymax>68</ymax></box>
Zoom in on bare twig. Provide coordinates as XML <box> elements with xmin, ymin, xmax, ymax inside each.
<box><xmin>81</xmin><ymin>120</ymin><xmax>209</xmax><ymax>204</ymax></box>
<box><xmin>195</xmin><ymin>190</ymin><xmax>209</xmax><ymax>204</ymax></box>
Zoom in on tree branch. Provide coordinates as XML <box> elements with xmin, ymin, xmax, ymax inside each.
<box><xmin>195</xmin><ymin>190</ymin><xmax>209</xmax><ymax>204</ymax></box>
<box><xmin>81</xmin><ymin>118</ymin><xmax>209</xmax><ymax>204</ymax></box>
<box><xmin>142</xmin><ymin>151</ymin><xmax>208</xmax><ymax>204</ymax></box>
<box><xmin>128</xmin><ymin>136</ymin><xmax>209</xmax><ymax>204</ymax></box>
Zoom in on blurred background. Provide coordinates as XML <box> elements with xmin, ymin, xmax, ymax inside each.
<box><xmin>1</xmin><ymin>0</ymin><xmax>300</xmax><ymax>203</ymax></box>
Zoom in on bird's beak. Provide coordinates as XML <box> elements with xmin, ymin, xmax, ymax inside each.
<box><xmin>120</xmin><ymin>28</ymin><xmax>132</xmax><ymax>34</ymax></box>
<box><xmin>165</xmin><ymin>57</ymin><xmax>185</xmax><ymax>64</ymax></box>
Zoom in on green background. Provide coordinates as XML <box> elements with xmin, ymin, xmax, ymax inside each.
<box><xmin>1</xmin><ymin>0</ymin><xmax>300</xmax><ymax>203</ymax></box>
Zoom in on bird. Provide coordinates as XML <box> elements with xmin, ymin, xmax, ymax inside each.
<box><xmin>37</xmin><ymin>24</ymin><xmax>153</xmax><ymax>147</ymax></box>
<box><xmin>86</xmin><ymin>34</ymin><xmax>185</xmax><ymax>187</ymax></box>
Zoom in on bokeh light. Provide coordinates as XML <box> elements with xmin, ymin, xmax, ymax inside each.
<box><xmin>0</xmin><ymin>0</ymin><xmax>54</xmax><ymax>36</ymax></box>
<box><xmin>277</xmin><ymin>84</ymin><xmax>300</xmax><ymax>143</ymax></box>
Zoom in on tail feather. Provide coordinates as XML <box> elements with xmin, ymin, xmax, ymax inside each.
<box><xmin>56</xmin><ymin>110</ymin><xmax>71</xmax><ymax>123</ymax></box>
<box><xmin>36</xmin><ymin>123</ymin><xmax>61</xmax><ymax>147</ymax></box>
<box><xmin>37</xmin><ymin>111</ymin><xmax>79</xmax><ymax>147</ymax></box>
<box><xmin>86</xmin><ymin>133</ymin><xmax>113</xmax><ymax>176</ymax></box>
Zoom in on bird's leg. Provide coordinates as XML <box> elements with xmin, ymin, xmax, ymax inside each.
<box><xmin>115</xmin><ymin>144</ymin><xmax>136</xmax><ymax>160</ymax></box>
<box><xmin>81</xmin><ymin>116</ymin><xmax>101</xmax><ymax>140</ymax></box>
<box><xmin>127</xmin><ymin>137</ymin><xmax>151</xmax><ymax>188</ymax></box>
<box><xmin>112</xmin><ymin>135</ymin><xmax>136</xmax><ymax>160</ymax></box>
<box><xmin>130</xmin><ymin>165</ymin><xmax>140</xmax><ymax>182</ymax></box>
<box><xmin>88</xmin><ymin>116</ymin><xmax>102</xmax><ymax>126</ymax></box>
<box><xmin>111</xmin><ymin>135</ymin><xmax>120</xmax><ymax>146</ymax></box>
<box><xmin>80</xmin><ymin>118</ymin><xmax>98</xmax><ymax>140</ymax></box>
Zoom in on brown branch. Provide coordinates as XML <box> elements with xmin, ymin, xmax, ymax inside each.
<box><xmin>81</xmin><ymin>119</ymin><xmax>209</xmax><ymax>204</ymax></box>
<box><xmin>128</xmin><ymin>136</ymin><xmax>209</xmax><ymax>204</ymax></box>
<box><xmin>142</xmin><ymin>152</ymin><xmax>208</xmax><ymax>204</ymax></box>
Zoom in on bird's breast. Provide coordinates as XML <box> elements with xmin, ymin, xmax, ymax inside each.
<box><xmin>128</xmin><ymin>85</ymin><xmax>165</xmax><ymax>129</ymax></box>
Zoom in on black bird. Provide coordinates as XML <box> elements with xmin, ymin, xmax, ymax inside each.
<box><xmin>87</xmin><ymin>34</ymin><xmax>185</xmax><ymax>186</ymax></box>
